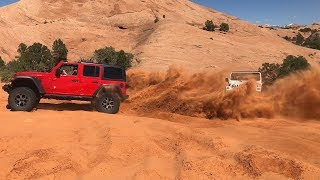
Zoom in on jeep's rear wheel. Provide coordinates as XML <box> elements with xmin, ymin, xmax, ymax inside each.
<box><xmin>9</xmin><ymin>87</ymin><xmax>38</xmax><ymax>112</ymax></box>
<box><xmin>96</xmin><ymin>93</ymin><xmax>120</xmax><ymax>114</ymax></box>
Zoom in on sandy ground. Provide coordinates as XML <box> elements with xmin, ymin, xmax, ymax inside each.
<box><xmin>1</xmin><ymin>81</ymin><xmax>320</xmax><ymax>180</ymax></box>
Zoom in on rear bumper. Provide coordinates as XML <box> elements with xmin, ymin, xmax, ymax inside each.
<box><xmin>2</xmin><ymin>84</ymin><xmax>12</xmax><ymax>93</ymax></box>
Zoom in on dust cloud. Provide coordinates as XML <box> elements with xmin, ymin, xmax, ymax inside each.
<box><xmin>126</xmin><ymin>66</ymin><xmax>320</xmax><ymax>120</ymax></box>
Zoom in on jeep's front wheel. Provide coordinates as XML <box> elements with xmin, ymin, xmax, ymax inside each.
<box><xmin>95</xmin><ymin>93</ymin><xmax>120</xmax><ymax>114</ymax></box>
<box><xmin>8</xmin><ymin>87</ymin><xmax>38</xmax><ymax>112</ymax></box>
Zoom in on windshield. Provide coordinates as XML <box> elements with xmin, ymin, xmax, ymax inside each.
<box><xmin>231</xmin><ymin>72</ymin><xmax>261</xmax><ymax>81</ymax></box>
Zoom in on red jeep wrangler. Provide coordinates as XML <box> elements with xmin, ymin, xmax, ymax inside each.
<box><xmin>2</xmin><ymin>61</ymin><xmax>128</xmax><ymax>114</ymax></box>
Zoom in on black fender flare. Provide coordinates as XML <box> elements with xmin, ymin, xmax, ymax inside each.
<box><xmin>93</xmin><ymin>84</ymin><xmax>128</xmax><ymax>101</ymax></box>
<box><xmin>12</xmin><ymin>76</ymin><xmax>45</xmax><ymax>94</ymax></box>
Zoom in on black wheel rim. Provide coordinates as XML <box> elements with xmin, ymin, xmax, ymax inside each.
<box><xmin>101</xmin><ymin>97</ymin><xmax>115</xmax><ymax>110</ymax></box>
<box><xmin>14</xmin><ymin>94</ymin><xmax>29</xmax><ymax>107</ymax></box>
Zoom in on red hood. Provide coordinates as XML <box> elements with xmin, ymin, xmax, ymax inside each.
<box><xmin>15</xmin><ymin>71</ymin><xmax>51</xmax><ymax>78</ymax></box>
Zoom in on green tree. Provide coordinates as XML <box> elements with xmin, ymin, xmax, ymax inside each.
<box><xmin>295</xmin><ymin>33</ymin><xmax>304</xmax><ymax>45</ymax></box>
<box><xmin>278</xmin><ymin>55</ymin><xmax>310</xmax><ymax>78</ymax></box>
<box><xmin>52</xmin><ymin>39</ymin><xmax>68</xmax><ymax>63</ymax></box>
<box><xmin>93</xmin><ymin>46</ymin><xmax>133</xmax><ymax>69</ymax></box>
<box><xmin>203</xmin><ymin>20</ymin><xmax>215</xmax><ymax>31</ymax></box>
<box><xmin>19</xmin><ymin>43</ymin><xmax>54</xmax><ymax>72</ymax></box>
<box><xmin>258</xmin><ymin>63</ymin><xmax>280</xmax><ymax>86</ymax></box>
<box><xmin>219</xmin><ymin>23</ymin><xmax>230</xmax><ymax>32</ymax></box>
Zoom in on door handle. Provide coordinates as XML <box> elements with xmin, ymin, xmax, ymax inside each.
<box><xmin>92</xmin><ymin>81</ymin><xmax>98</xmax><ymax>84</ymax></box>
<box><xmin>72</xmin><ymin>79</ymin><xmax>79</xmax><ymax>82</ymax></box>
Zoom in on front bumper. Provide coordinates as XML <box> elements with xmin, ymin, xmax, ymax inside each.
<box><xmin>2</xmin><ymin>84</ymin><xmax>12</xmax><ymax>93</ymax></box>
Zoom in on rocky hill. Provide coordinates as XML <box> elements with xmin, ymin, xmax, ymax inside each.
<box><xmin>0</xmin><ymin>0</ymin><xmax>319</xmax><ymax>70</ymax></box>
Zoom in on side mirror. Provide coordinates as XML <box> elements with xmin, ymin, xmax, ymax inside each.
<box><xmin>55</xmin><ymin>69</ymin><xmax>62</xmax><ymax>77</ymax></box>
<box><xmin>225</xmin><ymin>78</ymin><xmax>229</xmax><ymax>82</ymax></box>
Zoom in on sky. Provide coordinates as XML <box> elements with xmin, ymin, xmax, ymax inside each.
<box><xmin>0</xmin><ymin>0</ymin><xmax>17</xmax><ymax>7</ymax></box>
<box><xmin>0</xmin><ymin>0</ymin><xmax>319</xmax><ymax>26</ymax></box>
<box><xmin>193</xmin><ymin>0</ymin><xmax>320</xmax><ymax>26</ymax></box>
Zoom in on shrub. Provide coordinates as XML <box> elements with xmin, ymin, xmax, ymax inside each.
<box><xmin>219</xmin><ymin>23</ymin><xmax>229</xmax><ymax>32</ymax></box>
<box><xmin>303</xmin><ymin>33</ymin><xmax>320</xmax><ymax>50</ymax></box>
<box><xmin>295</xmin><ymin>33</ymin><xmax>304</xmax><ymax>45</ymax></box>
<box><xmin>258</xmin><ymin>55</ymin><xmax>310</xmax><ymax>86</ymax></box>
<box><xmin>278</xmin><ymin>55</ymin><xmax>310</xmax><ymax>78</ymax></box>
<box><xmin>93</xmin><ymin>46</ymin><xmax>133</xmax><ymax>69</ymax></box>
<box><xmin>283</xmin><ymin>36</ymin><xmax>291</xmax><ymax>41</ymax></box>
<box><xmin>304</xmin><ymin>38</ymin><xmax>320</xmax><ymax>50</ymax></box>
<box><xmin>203</xmin><ymin>20</ymin><xmax>215</xmax><ymax>31</ymax></box>
<box><xmin>258</xmin><ymin>63</ymin><xmax>280</xmax><ymax>86</ymax></box>
<box><xmin>0</xmin><ymin>60</ymin><xmax>27</xmax><ymax>82</ymax></box>
<box><xmin>52</xmin><ymin>39</ymin><xmax>68</xmax><ymax>64</ymax></box>
<box><xmin>299</xmin><ymin>28</ymin><xmax>312</xmax><ymax>33</ymax></box>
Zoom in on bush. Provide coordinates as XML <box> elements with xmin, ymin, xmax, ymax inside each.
<box><xmin>295</xmin><ymin>33</ymin><xmax>304</xmax><ymax>45</ymax></box>
<box><xmin>303</xmin><ymin>33</ymin><xmax>320</xmax><ymax>50</ymax></box>
<box><xmin>299</xmin><ymin>28</ymin><xmax>312</xmax><ymax>33</ymax></box>
<box><xmin>283</xmin><ymin>36</ymin><xmax>291</xmax><ymax>41</ymax></box>
<box><xmin>52</xmin><ymin>39</ymin><xmax>68</xmax><ymax>64</ymax></box>
<box><xmin>258</xmin><ymin>55</ymin><xmax>310</xmax><ymax>86</ymax></box>
<box><xmin>219</xmin><ymin>23</ymin><xmax>229</xmax><ymax>32</ymax></box>
<box><xmin>258</xmin><ymin>63</ymin><xmax>280</xmax><ymax>86</ymax></box>
<box><xmin>0</xmin><ymin>60</ymin><xmax>27</xmax><ymax>82</ymax></box>
<box><xmin>304</xmin><ymin>38</ymin><xmax>320</xmax><ymax>50</ymax></box>
<box><xmin>203</xmin><ymin>20</ymin><xmax>215</xmax><ymax>31</ymax></box>
<box><xmin>93</xmin><ymin>46</ymin><xmax>133</xmax><ymax>69</ymax></box>
<box><xmin>278</xmin><ymin>55</ymin><xmax>310</xmax><ymax>78</ymax></box>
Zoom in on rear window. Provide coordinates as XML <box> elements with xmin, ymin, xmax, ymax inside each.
<box><xmin>83</xmin><ymin>65</ymin><xmax>100</xmax><ymax>77</ymax></box>
<box><xmin>231</xmin><ymin>73</ymin><xmax>261</xmax><ymax>81</ymax></box>
<box><xmin>103</xmin><ymin>66</ymin><xmax>125</xmax><ymax>81</ymax></box>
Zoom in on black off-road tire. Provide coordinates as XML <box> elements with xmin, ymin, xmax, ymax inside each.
<box><xmin>95</xmin><ymin>93</ymin><xmax>120</xmax><ymax>114</ymax></box>
<box><xmin>8</xmin><ymin>87</ymin><xmax>38</xmax><ymax>112</ymax></box>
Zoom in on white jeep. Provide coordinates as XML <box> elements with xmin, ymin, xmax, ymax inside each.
<box><xmin>225</xmin><ymin>71</ymin><xmax>263</xmax><ymax>92</ymax></box>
